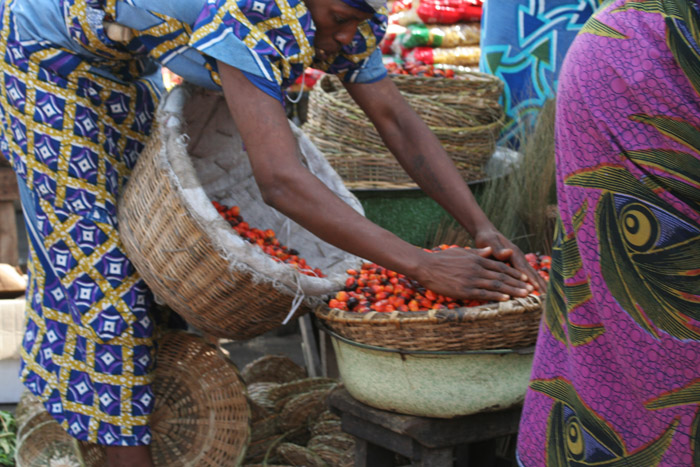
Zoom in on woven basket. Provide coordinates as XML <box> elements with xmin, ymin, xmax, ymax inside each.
<box><xmin>276</xmin><ymin>443</ymin><xmax>329</xmax><ymax>467</ymax></box>
<box><xmin>314</xmin><ymin>295</ymin><xmax>544</xmax><ymax>352</ymax></box>
<box><xmin>251</xmin><ymin>414</ymin><xmax>281</xmax><ymax>442</ymax></box>
<box><xmin>309</xmin><ymin>419</ymin><xmax>342</xmax><ymax>438</ymax></box>
<box><xmin>14</xmin><ymin>394</ymin><xmax>80</xmax><ymax>467</ymax></box>
<box><xmin>269</xmin><ymin>378</ymin><xmax>338</xmax><ymax>412</ymax></box>
<box><xmin>308</xmin><ymin>433</ymin><xmax>355</xmax><ymax>452</ymax></box>
<box><xmin>390</xmin><ymin>71</ymin><xmax>504</xmax><ymax>101</ymax></box>
<box><xmin>15</xmin><ymin>415</ymin><xmax>80</xmax><ymax>467</ymax></box>
<box><xmin>247</xmin><ymin>381</ymin><xmax>282</xmax><ymax>412</ymax></box>
<box><xmin>247</xmin><ymin>395</ymin><xmax>273</xmax><ymax>422</ymax></box>
<box><xmin>309</xmin><ymin>444</ymin><xmax>348</xmax><ymax>466</ymax></box>
<box><xmin>304</xmin><ymin>75</ymin><xmax>503</xmax><ymax>188</ymax></box>
<box><xmin>80</xmin><ymin>331</ymin><xmax>250</xmax><ymax>466</ymax></box>
<box><xmin>118</xmin><ymin>85</ymin><xmax>364</xmax><ymax>340</ymax></box>
<box><xmin>241</xmin><ymin>355</ymin><xmax>307</xmax><ymax>385</ymax></box>
<box><xmin>278</xmin><ymin>388</ymin><xmax>334</xmax><ymax>432</ymax></box>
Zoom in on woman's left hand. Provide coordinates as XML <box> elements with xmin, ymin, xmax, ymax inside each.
<box><xmin>474</xmin><ymin>226</ymin><xmax>547</xmax><ymax>292</ymax></box>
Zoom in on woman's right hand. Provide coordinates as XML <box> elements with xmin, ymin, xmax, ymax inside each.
<box><xmin>412</xmin><ymin>246</ymin><xmax>534</xmax><ymax>302</ymax></box>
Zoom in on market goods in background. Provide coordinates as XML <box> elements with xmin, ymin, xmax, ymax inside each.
<box><xmin>408</xmin><ymin>45</ymin><xmax>481</xmax><ymax>67</ymax></box>
<box><xmin>400</xmin><ymin>23</ymin><xmax>481</xmax><ymax>48</ymax></box>
<box><xmin>213</xmin><ymin>201</ymin><xmax>324</xmax><ymax>278</ymax></box>
<box><xmin>385</xmin><ymin>61</ymin><xmax>457</xmax><ymax>78</ymax></box>
<box><xmin>328</xmin><ymin>245</ymin><xmax>551</xmax><ymax>313</ymax></box>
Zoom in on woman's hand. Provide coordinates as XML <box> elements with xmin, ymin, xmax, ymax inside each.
<box><xmin>473</xmin><ymin>226</ymin><xmax>547</xmax><ymax>292</ymax></box>
<box><xmin>413</xmin><ymin>246</ymin><xmax>534</xmax><ymax>302</ymax></box>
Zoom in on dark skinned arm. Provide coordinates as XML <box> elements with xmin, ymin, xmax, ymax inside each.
<box><xmin>218</xmin><ymin>61</ymin><xmax>536</xmax><ymax>300</ymax></box>
<box><xmin>344</xmin><ymin>76</ymin><xmax>546</xmax><ymax>291</ymax></box>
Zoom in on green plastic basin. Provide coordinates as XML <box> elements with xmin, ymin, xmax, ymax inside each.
<box><xmin>329</xmin><ymin>330</ymin><xmax>534</xmax><ymax>419</ymax></box>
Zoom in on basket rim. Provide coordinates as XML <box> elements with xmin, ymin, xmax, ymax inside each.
<box><xmin>313</xmin><ymin>294</ymin><xmax>543</xmax><ymax>325</ymax></box>
<box><xmin>318</xmin><ymin>319</ymin><xmax>536</xmax><ymax>355</ymax></box>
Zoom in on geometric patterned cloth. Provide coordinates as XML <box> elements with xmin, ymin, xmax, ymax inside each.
<box><xmin>479</xmin><ymin>0</ymin><xmax>605</xmax><ymax>146</ymax></box>
<box><xmin>1</xmin><ymin>0</ymin><xmax>160</xmax><ymax>446</ymax></box>
<box><xmin>516</xmin><ymin>1</ymin><xmax>700</xmax><ymax>465</ymax></box>
<box><xmin>71</xmin><ymin>0</ymin><xmax>388</xmax><ymax>99</ymax></box>
<box><xmin>1</xmin><ymin>0</ymin><xmax>386</xmax><ymax>447</ymax></box>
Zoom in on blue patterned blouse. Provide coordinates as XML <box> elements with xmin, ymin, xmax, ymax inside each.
<box><xmin>11</xmin><ymin>0</ymin><xmax>388</xmax><ymax>100</ymax></box>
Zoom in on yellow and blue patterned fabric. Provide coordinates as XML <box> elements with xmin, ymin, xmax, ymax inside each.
<box><xmin>65</xmin><ymin>0</ymin><xmax>389</xmax><ymax>101</ymax></box>
<box><xmin>1</xmin><ymin>0</ymin><xmax>161</xmax><ymax>445</ymax></box>
<box><xmin>1</xmin><ymin>0</ymin><xmax>386</xmax><ymax>447</ymax></box>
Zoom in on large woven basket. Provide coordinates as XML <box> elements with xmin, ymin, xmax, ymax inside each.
<box><xmin>304</xmin><ymin>75</ymin><xmax>504</xmax><ymax>189</ymax></box>
<box><xmin>80</xmin><ymin>331</ymin><xmax>250</xmax><ymax>466</ymax></box>
<box><xmin>314</xmin><ymin>295</ymin><xmax>543</xmax><ymax>352</ymax></box>
<box><xmin>118</xmin><ymin>85</ymin><xmax>364</xmax><ymax>339</ymax></box>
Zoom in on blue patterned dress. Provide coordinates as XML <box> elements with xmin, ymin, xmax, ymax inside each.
<box><xmin>0</xmin><ymin>0</ymin><xmax>387</xmax><ymax>446</ymax></box>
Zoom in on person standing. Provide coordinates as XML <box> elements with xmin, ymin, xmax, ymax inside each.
<box><xmin>517</xmin><ymin>1</ymin><xmax>700</xmax><ymax>465</ymax></box>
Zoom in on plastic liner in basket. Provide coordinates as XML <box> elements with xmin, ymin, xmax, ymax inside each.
<box><xmin>118</xmin><ymin>85</ymin><xmax>364</xmax><ymax>340</ymax></box>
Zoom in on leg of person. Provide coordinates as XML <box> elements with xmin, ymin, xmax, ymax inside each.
<box><xmin>0</xmin><ymin>0</ymin><xmax>161</xmax><ymax>459</ymax></box>
<box><xmin>105</xmin><ymin>445</ymin><xmax>154</xmax><ymax>467</ymax></box>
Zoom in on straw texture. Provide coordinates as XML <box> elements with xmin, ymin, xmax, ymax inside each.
<box><xmin>241</xmin><ymin>355</ymin><xmax>307</xmax><ymax>385</ymax></box>
<box><xmin>118</xmin><ymin>85</ymin><xmax>363</xmax><ymax>340</ymax></box>
<box><xmin>79</xmin><ymin>331</ymin><xmax>250</xmax><ymax>466</ymax></box>
<box><xmin>304</xmin><ymin>74</ymin><xmax>504</xmax><ymax>189</ymax></box>
<box><xmin>314</xmin><ymin>295</ymin><xmax>544</xmax><ymax>351</ymax></box>
<box><xmin>14</xmin><ymin>393</ymin><xmax>80</xmax><ymax>467</ymax></box>
<box><xmin>276</xmin><ymin>443</ymin><xmax>329</xmax><ymax>467</ymax></box>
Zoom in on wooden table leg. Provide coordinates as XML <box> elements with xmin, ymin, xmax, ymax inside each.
<box><xmin>415</xmin><ymin>446</ymin><xmax>454</xmax><ymax>467</ymax></box>
<box><xmin>355</xmin><ymin>438</ymin><xmax>396</xmax><ymax>467</ymax></box>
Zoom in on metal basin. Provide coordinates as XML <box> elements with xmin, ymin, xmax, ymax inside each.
<box><xmin>329</xmin><ymin>329</ymin><xmax>534</xmax><ymax>418</ymax></box>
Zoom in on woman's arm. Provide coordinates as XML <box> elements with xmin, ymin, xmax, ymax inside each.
<box><xmin>344</xmin><ymin>76</ymin><xmax>546</xmax><ymax>290</ymax></box>
<box><xmin>218</xmin><ymin>61</ymin><xmax>535</xmax><ymax>300</ymax></box>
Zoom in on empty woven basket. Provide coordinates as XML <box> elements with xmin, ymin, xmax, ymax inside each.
<box><xmin>80</xmin><ymin>331</ymin><xmax>250</xmax><ymax>466</ymax></box>
<box><xmin>304</xmin><ymin>74</ymin><xmax>504</xmax><ymax>189</ymax></box>
<box><xmin>118</xmin><ymin>85</ymin><xmax>364</xmax><ymax>339</ymax></box>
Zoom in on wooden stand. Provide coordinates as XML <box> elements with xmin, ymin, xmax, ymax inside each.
<box><xmin>328</xmin><ymin>387</ymin><xmax>521</xmax><ymax>467</ymax></box>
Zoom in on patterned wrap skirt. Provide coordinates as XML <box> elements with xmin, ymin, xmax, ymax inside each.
<box><xmin>516</xmin><ymin>0</ymin><xmax>700</xmax><ymax>465</ymax></box>
<box><xmin>0</xmin><ymin>0</ymin><xmax>163</xmax><ymax>446</ymax></box>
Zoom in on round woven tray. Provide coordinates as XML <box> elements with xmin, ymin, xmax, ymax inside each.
<box><xmin>118</xmin><ymin>85</ymin><xmax>363</xmax><ymax>340</ymax></box>
<box><xmin>80</xmin><ymin>331</ymin><xmax>250</xmax><ymax>466</ymax></box>
<box><xmin>304</xmin><ymin>75</ymin><xmax>503</xmax><ymax>189</ymax></box>
<box><xmin>313</xmin><ymin>295</ymin><xmax>544</xmax><ymax>351</ymax></box>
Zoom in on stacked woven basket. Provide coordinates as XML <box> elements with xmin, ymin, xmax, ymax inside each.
<box><xmin>240</xmin><ymin>355</ymin><xmax>353</xmax><ymax>467</ymax></box>
<box><xmin>304</xmin><ymin>72</ymin><xmax>505</xmax><ymax>188</ymax></box>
